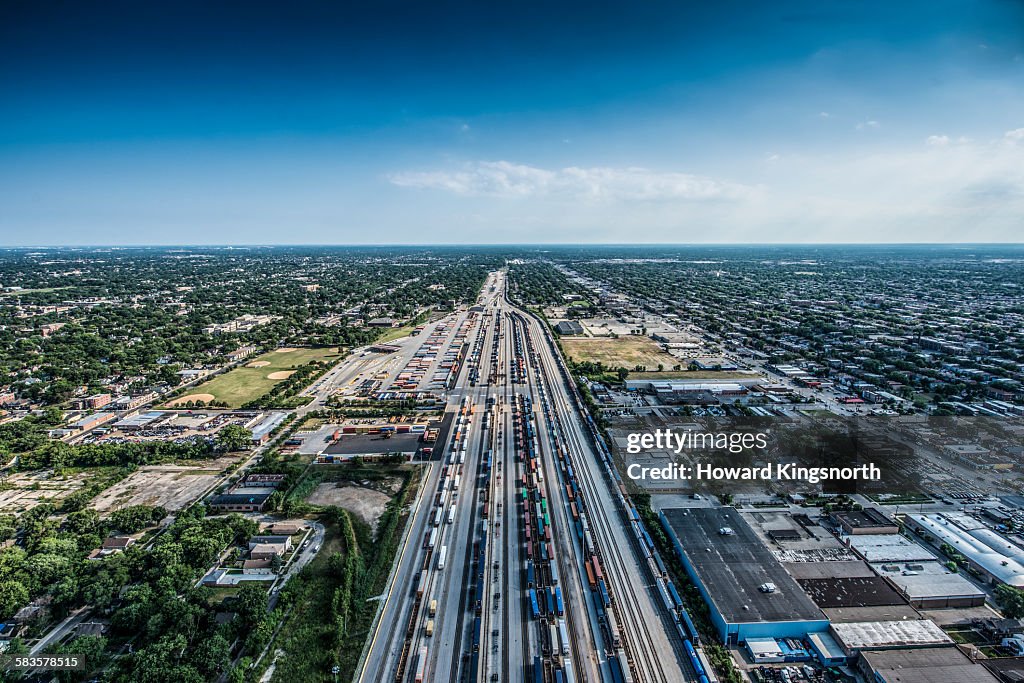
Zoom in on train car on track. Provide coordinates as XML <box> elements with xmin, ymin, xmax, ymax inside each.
<box><xmin>529</xmin><ymin>588</ymin><xmax>540</xmax><ymax>618</ymax></box>
<box><xmin>436</xmin><ymin>545</ymin><xmax>448</xmax><ymax>570</ymax></box>
<box><xmin>557</xmin><ymin>618</ymin><xmax>570</xmax><ymax>656</ymax></box>
<box><xmin>414</xmin><ymin>645</ymin><xmax>428</xmax><ymax>683</ymax></box>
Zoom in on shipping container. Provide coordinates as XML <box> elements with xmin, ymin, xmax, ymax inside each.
<box><xmin>437</xmin><ymin>545</ymin><xmax>448</xmax><ymax>570</ymax></box>
<box><xmin>414</xmin><ymin>646</ymin><xmax>428</xmax><ymax>683</ymax></box>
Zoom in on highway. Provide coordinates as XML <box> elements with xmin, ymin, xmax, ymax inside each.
<box><xmin>355</xmin><ymin>270</ymin><xmax>694</xmax><ymax>683</ymax></box>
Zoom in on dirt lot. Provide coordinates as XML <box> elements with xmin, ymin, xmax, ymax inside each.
<box><xmin>0</xmin><ymin>472</ymin><xmax>85</xmax><ymax>513</ymax></box>
<box><xmin>166</xmin><ymin>393</ymin><xmax>216</xmax><ymax>406</ymax></box>
<box><xmin>561</xmin><ymin>335</ymin><xmax>673</xmax><ymax>371</ymax></box>
<box><xmin>306</xmin><ymin>482</ymin><xmax>392</xmax><ymax>531</ymax></box>
<box><xmin>91</xmin><ymin>456</ymin><xmax>238</xmax><ymax>513</ymax></box>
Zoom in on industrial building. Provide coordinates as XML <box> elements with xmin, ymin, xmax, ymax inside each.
<box><xmin>553</xmin><ymin>320</ymin><xmax>584</xmax><ymax>336</ymax></box>
<box><xmin>208</xmin><ymin>491</ymin><xmax>271</xmax><ymax>512</ymax></box>
<box><xmin>248</xmin><ymin>411</ymin><xmax>289</xmax><ymax>444</ymax></box>
<box><xmin>798</xmin><ymin>576</ymin><xmax>906</xmax><ymax>609</ymax></box>
<box><xmin>829</xmin><ymin>620</ymin><xmax>952</xmax><ymax>656</ymax></box>
<box><xmin>661</xmin><ymin>507</ymin><xmax>829</xmax><ymax>644</ymax></box>
<box><xmin>842</xmin><ymin>531</ymin><xmax>987</xmax><ymax>607</ymax></box>
<box><xmin>905</xmin><ymin>512</ymin><xmax>1024</xmax><ymax>588</ymax></box>
<box><xmin>113</xmin><ymin>410</ymin><xmax>167</xmax><ymax>431</ymax></box>
<box><xmin>832</xmin><ymin>508</ymin><xmax>899</xmax><ymax>535</ymax></box>
<box><xmin>72</xmin><ymin>411</ymin><xmax>116</xmax><ymax>431</ymax></box>
<box><xmin>845</xmin><ymin>533</ymin><xmax>937</xmax><ymax>563</ymax></box>
<box><xmin>858</xmin><ymin>647</ymin><xmax>999</xmax><ymax>683</ymax></box>
<box><xmin>625</xmin><ymin>379</ymin><xmax>754</xmax><ymax>398</ymax></box>
<box><xmin>872</xmin><ymin>561</ymin><xmax>986</xmax><ymax>608</ymax></box>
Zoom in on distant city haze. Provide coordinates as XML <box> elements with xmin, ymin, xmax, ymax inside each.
<box><xmin>2</xmin><ymin>0</ymin><xmax>1023</xmax><ymax>245</ymax></box>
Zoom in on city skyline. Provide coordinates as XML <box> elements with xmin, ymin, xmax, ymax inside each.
<box><xmin>2</xmin><ymin>0</ymin><xmax>1023</xmax><ymax>245</ymax></box>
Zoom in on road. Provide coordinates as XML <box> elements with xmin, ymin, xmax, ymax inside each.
<box><xmin>355</xmin><ymin>270</ymin><xmax>694</xmax><ymax>683</ymax></box>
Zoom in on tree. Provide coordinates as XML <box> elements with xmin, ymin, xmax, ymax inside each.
<box><xmin>216</xmin><ymin>424</ymin><xmax>252</xmax><ymax>452</ymax></box>
<box><xmin>0</xmin><ymin>579</ymin><xmax>29</xmax><ymax>619</ymax></box>
<box><xmin>110</xmin><ymin>505</ymin><xmax>161</xmax><ymax>533</ymax></box>
<box><xmin>56</xmin><ymin>635</ymin><xmax>108</xmax><ymax>683</ymax></box>
<box><xmin>235</xmin><ymin>582</ymin><xmax>268</xmax><ymax>629</ymax></box>
<box><xmin>996</xmin><ymin>584</ymin><xmax>1024</xmax><ymax>619</ymax></box>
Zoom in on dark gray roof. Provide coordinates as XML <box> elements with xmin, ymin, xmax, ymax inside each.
<box><xmin>211</xmin><ymin>492</ymin><xmax>270</xmax><ymax>505</ymax></box>
<box><xmin>662</xmin><ymin>507</ymin><xmax>826</xmax><ymax>625</ymax></box>
<box><xmin>554</xmin><ymin>320</ymin><xmax>584</xmax><ymax>335</ymax></box>
<box><xmin>323</xmin><ymin>431</ymin><xmax>421</xmax><ymax>455</ymax></box>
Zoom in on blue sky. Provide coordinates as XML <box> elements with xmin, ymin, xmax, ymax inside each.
<box><xmin>1</xmin><ymin>0</ymin><xmax>1023</xmax><ymax>245</ymax></box>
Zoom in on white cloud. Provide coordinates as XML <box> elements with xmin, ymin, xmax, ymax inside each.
<box><xmin>926</xmin><ymin>135</ymin><xmax>950</xmax><ymax>146</ymax></box>
<box><xmin>819</xmin><ymin>111</ymin><xmax>830</xmax><ymax>119</ymax></box>
<box><xmin>1005</xmin><ymin>128</ymin><xmax>1024</xmax><ymax>144</ymax></box>
<box><xmin>389</xmin><ymin>161</ymin><xmax>753</xmax><ymax>201</ymax></box>
<box><xmin>856</xmin><ymin>120</ymin><xmax>880</xmax><ymax>130</ymax></box>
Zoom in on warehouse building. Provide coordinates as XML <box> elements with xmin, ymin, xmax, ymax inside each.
<box><xmin>845</xmin><ymin>533</ymin><xmax>938</xmax><ymax>564</ymax></box>
<box><xmin>661</xmin><ymin>507</ymin><xmax>829</xmax><ymax>644</ymax></box>
<box><xmin>72</xmin><ymin>411</ymin><xmax>116</xmax><ymax>432</ymax></box>
<box><xmin>248</xmin><ymin>411</ymin><xmax>289</xmax><ymax>444</ymax></box>
<box><xmin>859</xmin><ymin>647</ymin><xmax>999</xmax><ymax>683</ymax></box>
<box><xmin>872</xmin><ymin>561</ymin><xmax>986</xmax><ymax>608</ymax></box>
<box><xmin>829</xmin><ymin>620</ymin><xmax>952</xmax><ymax>656</ymax></box>
<box><xmin>832</xmin><ymin>508</ymin><xmax>899</xmax><ymax>535</ymax></box>
<box><xmin>553</xmin><ymin>320</ymin><xmax>584</xmax><ymax>336</ymax></box>
<box><xmin>208</xmin><ymin>491</ymin><xmax>271</xmax><ymax>513</ymax></box>
<box><xmin>905</xmin><ymin>512</ymin><xmax>1024</xmax><ymax>588</ymax></box>
<box><xmin>113</xmin><ymin>411</ymin><xmax>168</xmax><ymax>431</ymax></box>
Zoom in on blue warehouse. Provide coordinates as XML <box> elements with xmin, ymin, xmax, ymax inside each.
<box><xmin>660</xmin><ymin>507</ymin><xmax>829</xmax><ymax>645</ymax></box>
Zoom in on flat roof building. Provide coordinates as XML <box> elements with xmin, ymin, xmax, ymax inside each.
<box><xmin>829</xmin><ymin>620</ymin><xmax>953</xmax><ymax>656</ymax></box>
<box><xmin>554</xmin><ymin>320</ymin><xmax>584</xmax><ymax>336</ymax></box>
<box><xmin>859</xmin><ymin>647</ymin><xmax>999</xmax><ymax>683</ymax></box>
<box><xmin>845</xmin><ymin>534</ymin><xmax>938</xmax><ymax>563</ymax></box>
<box><xmin>209</xmin><ymin>491</ymin><xmax>271</xmax><ymax>513</ymax></box>
<box><xmin>798</xmin><ymin>577</ymin><xmax>906</xmax><ymax>609</ymax></box>
<box><xmin>872</xmin><ymin>561</ymin><xmax>986</xmax><ymax>608</ymax></box>
<box><xmin>113</xmin><ymin>411</ymin><xmax>167</xmax><ymax>430</ymax></box>
<box><xmin>661</xmin><ymin>507</ymin><xmax>828</xmax><ymax>644</ymax></box>
<box><xmin>832</xmin><ymin>508</ymin><xmax>899</xmax><ymax>535</ymax></box>
<box><xmin>249</xmin><ymin>411</ymin><xmax>288</xmax><ymax>444</ymax></box>
<box><xmin>72</xmin><ymin>411</ymin><xmax>116</xmax><ymax>431</ymax></box>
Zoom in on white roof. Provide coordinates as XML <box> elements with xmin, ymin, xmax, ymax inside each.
<box><xmin>745</xmin><ymin>638</ymin><xmax>784</xmax><ymax>655</ymax></box>
<box><xmin>871</xmin><ymin>561</ymin><xmax>986</xmax><ymax>600</ymax></box>
<box><xmin>847</xmin><ymin>534</ymin><xmax>937</xmax><ymax>563</ymax></box>
<box><xmin>830</xmin><ymin>620</ymin><xmax>952</xmax><ymax>650</ymax></box>
<box><xmin>907</xmin><ymin>512</ymin><xmax>1024</xmax><ymax>587</ymax></box>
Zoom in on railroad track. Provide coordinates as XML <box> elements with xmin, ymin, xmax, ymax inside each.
<box><xmin>520</xmin><ymin>317</ymin><xmax>591</xmax><ymax>683</ymax></box>
<box><xmin>519</xmin><ymin>307</ymin><xmax>692</xmax><ymax>683</ymax></box>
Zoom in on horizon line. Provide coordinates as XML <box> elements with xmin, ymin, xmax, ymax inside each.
<box><xmin>3</xmin><ymin>242</ymin><xmax>1024</xmax><ymax>250</ymax></box>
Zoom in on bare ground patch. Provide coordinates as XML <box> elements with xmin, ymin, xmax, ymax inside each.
<box><xmin>91</xmin><ymin>456</ymin><xmax>238</xmax><ymax>513</ymax></box>
<box><xmin>167</xmin><ymin>393</ymin><xmax>216</xmax><ymax>406</ymax></box>
<box><xmin>306</xmin><ymin>482</ymin><xmax>391</xmax><ymax>531</ymax></box>
<box><xmin>247</xmin><ymin>361</ymin><xmax>271</xmax><ymax>368</ymax></box>
<box><xmin>267</xmin><ymin>370</ymin><xmax>295</xmax><ymax>380</ymax></box>
<box><xmin>0</xmin><ymin>472</ymin><xmax>86</xmax><ymax>513</ymax></box>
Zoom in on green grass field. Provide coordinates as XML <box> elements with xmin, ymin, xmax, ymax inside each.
<box><xmin>374</xmin><ymin>325</ymin><xmax>416</xmax><ymax>344</ymax></box>
<box><xmin>167</xmin><ymin>346</ymin><xmax>342</xmax><ymax>407</ymax></box>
